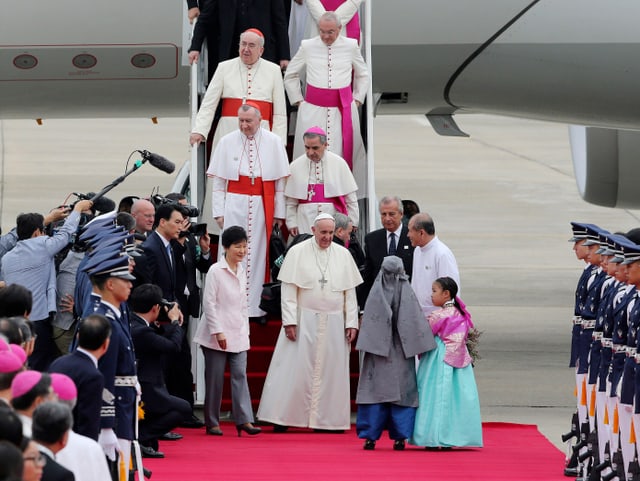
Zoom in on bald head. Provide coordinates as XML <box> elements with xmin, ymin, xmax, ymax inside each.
<box><xmin>131</xmin><ymin>199</ymin><xmax>155</xmax><ymax>234</ymax></box>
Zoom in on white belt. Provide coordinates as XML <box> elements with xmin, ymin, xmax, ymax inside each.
<box><xmin>114</xmin><ymin>375</ymin><xmax>138</xmax><ymax>387</ymax></box>
<box><xmin>602</xmin><ymin>338</ymin><xmax>613</xmax><ymax>348</ymax></box>
<box><xmin>582</xmin><ymin>320</ymin><xmax>596</xmax><ymax>329</ymax></box>
<box><xmin>573</xmin><ymin>316</ymin><xmax>584</xmax><ymax>325</ymax></box>
<box><xmin>592</xmin><ymin>332</ymin><xmax>604</xmax><ymax>341</ymax></box>
<box><xmin>627</xmin><ymin>347</ymin><xmax>638</xmax><ymax>357</ymax></box>
<box><xmin>613</xmin><ymin>344</ymin><xmax>628</xmax><ymax>354</ymax></box>
<box><xmin>635</xmin><ymin>353</ymin><xmax>640</xmax><ymax>364</ymax></box>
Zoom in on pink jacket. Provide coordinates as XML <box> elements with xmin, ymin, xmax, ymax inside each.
<box><xmin>193</xmin><ymin>257</ymin><xmax>250</xmax><ymax>353</ymax></box>
<box><xmin>428</xmin><ymin>298</ymin><xmax>474</xmax><ymax>368</ymax></box>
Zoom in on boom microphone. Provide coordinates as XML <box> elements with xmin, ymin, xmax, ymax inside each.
<box><xmin>139</xmin><ymin>150</ymin><xmax>176</xmax><ymax>174</ymax></box>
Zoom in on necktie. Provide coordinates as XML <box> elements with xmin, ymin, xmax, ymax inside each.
<box><xmin>166</xmin><ymin>243</ymin><xmax>173</xmax><ymax>268</ymax></box>
<box><xmin>388</xmin><ymin>233</ymin><xmax>397</xmax><ymax>255</ymax></box>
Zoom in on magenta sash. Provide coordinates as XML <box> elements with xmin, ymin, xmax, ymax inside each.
<box><xmin>298</xmin><ymin>184</ymin><xmax>347</xmax><ymax>215</ymax></box>
<box><xmin>305</xmin><ymin>84</ymin><xmax>354</xmax><ymax>169</ymax></box>
<box><xmin>321</xmin><ymin>0</ymin><xmax>361</xmax><ymax>42</ymax></box>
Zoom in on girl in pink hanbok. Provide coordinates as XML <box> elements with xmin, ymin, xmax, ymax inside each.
<box><xmin>410</xmin><ymin>276</ymin><xmax>483</xmax><ymax>448</ymax></box>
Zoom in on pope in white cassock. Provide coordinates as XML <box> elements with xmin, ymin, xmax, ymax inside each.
<box><xmin>189</xmin><ymin>28</ymin><xmax>287</xmax><ymax>147</ymax></box>
<box><xmin>206</xmin><ymin>103</ymin><xmax>290</xmax><ymax>319</ymax></box>
<box><xmin>257</xmin><ymin>213</ymin><xmax>363</xmax><ymax>431</ymax></box>
<box><xmin>284</xmin><ymin>12</ymin><xmax>369</xmax><ymax>175</ymax></box>
<box><xmin>285</xmin><ymin>126</ymin><xmax>359</xmax><ymax>236</ymax></box>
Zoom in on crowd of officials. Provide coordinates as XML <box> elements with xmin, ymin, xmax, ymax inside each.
<box><xmin>0</xmin><ymin>1</ymin><xmax>486</xmax><ymax>481</ymax></box>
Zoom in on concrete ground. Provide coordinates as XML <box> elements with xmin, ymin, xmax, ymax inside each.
<box><xmin>3</xmin><ymin>113</ymin><xmax>640</xmax><ymax>451</ymax></box>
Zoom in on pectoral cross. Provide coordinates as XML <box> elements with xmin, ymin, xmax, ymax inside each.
<box><xmin>307</xmin><ymin>187</ymin><xmax>316</xmax><ymax>201</ymax></box>
<box><xmin>319</xmin><ymin>276</ymin><xmax>328</xmax><ymax>289</ymax></box>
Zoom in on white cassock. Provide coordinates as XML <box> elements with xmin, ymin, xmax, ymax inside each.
<box><xmin>57</xmin><ymin>430</ymin><xmax>111</xmax><ymax>481</ymax></box>
<box><xmin>207</xmin><ymin>128</ymin><xmax>290</xmax><ymax>317</ymax></box>
<box><xmin>257</xmin><ymin>238</ymin><xmax>362</xmax><ymax>429</ymax></box>
<box><xmin>284</xmin><ymin>36</ymin><xmax>369</xmax><ymax>189</ymax></box>
<box><xmin>193</xmin><ymin>57</ymin><xmax>287</xmax><ymax>146</ymax></box>
<box><xmin>284</xmin><ymin>150</ymin><xmax>359</xmax><ymax>234</ymax></box>
<box><xmin>411</xmin><ymin>236</ymin><xmax>460</xmax><ymax>318</ymax></box>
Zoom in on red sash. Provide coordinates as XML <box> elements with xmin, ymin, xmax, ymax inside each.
<box><xmin>305</xmin><ymin>84</ymin><xmax>354</xmax><ymax>170</ymax></box>
<box><xmin>227</xmin><ymin>175</ymin><xmax>275</xmax><ymax>282</ymax></box>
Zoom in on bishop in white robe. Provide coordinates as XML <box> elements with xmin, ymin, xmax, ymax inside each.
<box><xmin>284</xmin><ymin>127</ymin><xmax>359</xmax><ymax>235</ymax></box>
<box><xmin>207</xmin><ymin>105</ymin><xmax>290</xmax><ymax>318</ymax></box>
<box><xmin>284</xmin><ymin>13</ymin><xmax>369</xmax><ymax>175</ymax></box>
<box><xmin>257</xmin><ymin>214</ymin><xmax>362</xmax><ymax>430</ymax></box>
<box><xmin>191</xmin><ymin>29</ymin><xmax>287</xmax><ymax>147</ymax></box>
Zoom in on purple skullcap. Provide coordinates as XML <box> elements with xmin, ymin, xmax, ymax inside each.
<box><xmin>0</xmin><ymin>350</ymin><xmax>22</xmax><ymax>374</ymax></box>
<box><xmin>11</xmin><ymin>370</ymin><xmax>42</xmax><ymax>398</ymax></box>
<box><xmin>8</xmin><ymin>344</ymin><xmax>27</xmax><ymax>365</ymax></box>
<box><xmin>305</xmin><ymin>126</ymin><xmax>327</xmax><ymax>136</ymax></box>
<box><xmin>50</xmin><ymin>373</ymin><xmax>77</xmax><ymax>401</ymax></box>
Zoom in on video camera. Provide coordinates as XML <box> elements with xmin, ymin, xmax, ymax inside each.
<box><xmin>150</xmin><ymin>194</ymin><xmax>199</xmax><ymax>218</ymax></box>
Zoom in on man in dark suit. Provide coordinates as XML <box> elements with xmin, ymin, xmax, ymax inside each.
<box><xmin>187</xmin><ymin>0</ymin><xmax>290</xmax><ymax>74</ymax></box>
<box><xmin>361</xmin><ymin>196</ymin><xmax>415</xmax><ymax>304</ymax></box>
<box><xmin>32</xmin><ymin>401</ymin><xmax>75</xmax><ymax>481</ymax></box>
<box><xmin>165</xmin><ymin>194</ymin><xmax>212</xmax><ymax>428</ymax></box>
<box><xmin>49</xmin><ymin>314</ymin><xmax>111</xmax><ymax>441</ymax></box>
<box><xmin>129</xmin><ymin>284</ymin><xmax>191</xmax><ymax>458</ymax></box>
<box><xmin>133</xmin><ymin>203</ymin><xmax>185</xmax><ymax>302</ymax></box>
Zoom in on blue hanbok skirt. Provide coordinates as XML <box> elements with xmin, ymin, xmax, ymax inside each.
<box><xmin>410</xmin><ymin>337</ymin><xmax>483</xmax><ymax>447</ymax></box>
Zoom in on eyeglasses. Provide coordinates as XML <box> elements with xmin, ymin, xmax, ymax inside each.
<box><xmin>23</xmin><ymin>453</ymin><xmax>47</xmax><ymax>467</ymax></box>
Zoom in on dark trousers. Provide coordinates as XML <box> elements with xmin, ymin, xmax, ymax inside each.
<box><xmin>139</xmin><ymin>390</ymin><xmax>191</xmax><ymax>449</ymax></box>
<box><xmin>30</xmin><ymin>317</ymin><xmax>56</xmax><ymax>371</ymax></box>
<box><xmin>165</xmin><ymin>321</ymin><xmax>195</xmax><ymax>410</ymax></box>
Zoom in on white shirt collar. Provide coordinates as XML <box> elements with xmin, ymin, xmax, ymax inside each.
<box><xmin>76</xmin><ymin>348</ymin><xmax>98</xmax><ymax>368</ymax></box>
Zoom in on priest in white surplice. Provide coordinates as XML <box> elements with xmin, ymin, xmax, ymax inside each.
<box><xmin>189</xmin><ymin>28</ymin><xmax>287</xmax><ymax>148</ymax></box>
<box><xmin>257</xmin><ymin>213</ymin><xmax>362</xmax><ymax>430</ymax></box>
<box><xmin>207</xmin><ymin>103</ymin><xmax>290</xmax><ymax>320</ymax></box>
<box><xmin>284</xmin><ymin>12</ymin><xmax>369</xmax><ymax>173</ymax></box>
<box><xmin>285</xmin><ymin>126</ymin><xmax>359</xmax><ymax>236</ymax></box>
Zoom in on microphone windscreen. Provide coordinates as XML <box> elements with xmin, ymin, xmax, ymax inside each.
<box><xmin>145</xmin><ymin>151</ymin><xmax>176</xmax><ymax>174</ymax></box>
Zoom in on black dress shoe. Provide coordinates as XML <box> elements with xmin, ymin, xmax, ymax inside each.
<box><xmin>140</xmin><ymin>446</ymin><xmax>165</xmax><ymax>458</ymax></box>
<box><xmin>181</xmin><ymin>415</ymin><xmax>205</xmax><ymax>429</ymax></box>
<box><xmin>393</xmin><ymin>440</ymin><xmax>405</xmax><ymax>451</ymax></box>
<box><xmin>313</xmin><ymin>429</ymin><xmax>344</xmax><ymax>434</ymax></box>
<box><xmin>206</xmin><ymin>426</ymin><xmax>223</xmax><ymax>436</ymax></box>
<box><xmin>363</xmin><ymin>440</ymin><xmax>376</xmax><ymax>450</ymax></box>
<box><xmin>160</xmin><ymin>431</ymin><xmax>183</xmax><ymax>441</ymax></box>
<box><xmin>272</xmin><ymin>424</ymin><xmax>289</xmax><ymax>433</ymax></box>
<box><xmin>236</xmin><ymin>423</ymin><xmax>262</xmax><ymax>436</ymax></box>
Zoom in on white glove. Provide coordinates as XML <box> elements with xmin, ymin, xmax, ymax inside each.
<box><xmin>98</xmin><ymin>428</ymin><xmax>119</xmax><ymax>461</ymax></box>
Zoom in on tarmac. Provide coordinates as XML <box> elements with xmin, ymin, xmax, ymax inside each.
<box><xmin>3</xmin><ymin>113</ymin><xmax>640</xmax><ymax>451</ymax></box>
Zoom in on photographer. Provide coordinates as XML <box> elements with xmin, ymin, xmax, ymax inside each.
<box><xmin>129</xmin><ymin>284</ymin><xmax>191</xmax><ymax>458</ymax></box>
<box><xmin>0</xmin><ymin>199</ymin><xmax>92</xmax><ymax>371</ymax></box>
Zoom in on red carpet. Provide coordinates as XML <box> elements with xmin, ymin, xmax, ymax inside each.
<box><xmin>143</xmin><ymin>422</ymin><xmax>567</xmax><ymax>480</ymax></box>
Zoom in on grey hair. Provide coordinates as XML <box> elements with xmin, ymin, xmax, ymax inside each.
<box><xmin>238</xmin><ymin>104</ymin><xmax>262</xmax><ymax>119</ymax></box>
<box><xmin>379</xmin><ymin>196</ymin><xmax>403</xmax><ymax>214</ymax></box>
<box><xmin>240</xmin><ymin>30</ymin><xmax>265</xmax><ymax>48</ymax></box>
<box><xmin>303</xmin><ymin>132</ymin><xmax>327</xmax><ymax>145</ymax></box>
<box><xmin>333</xmin><ymin>212</ymin><xmax>351</xmax><ymax>231</ymax></box>
<box><xmin>319</xmin><ymin>11</ymin><xmax>342</xmax><ymax>28</ymax></box>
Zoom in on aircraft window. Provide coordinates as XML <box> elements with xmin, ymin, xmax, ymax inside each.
<box><xmin>13</xmin><ymin>54</ymin><xmax>38</xmax><ymax>70</ymax></box>
<box><xmin>131</xmin><ymin>53</ymin><xmax>156</xmax><ymax>69</ymax></box>
<box><xmin>72</xmin><ymin>54</ymin><xmax>97</xmax><ymax>69</ymax></box>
